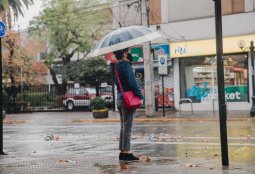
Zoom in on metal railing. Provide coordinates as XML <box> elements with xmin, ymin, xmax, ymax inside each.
<box><xmin>212</xmin><ymin>98</ymin><xmax>228</xmax><ymax>115</ymax></box>
<box><xmin>179</xmin><ymin>98</ymin><xmax>193</xmax><ymax>115</ymax></box>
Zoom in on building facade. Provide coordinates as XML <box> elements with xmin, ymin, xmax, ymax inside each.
<box><xmin>112</xmin><ymin>0</ymin><xmax>255</xmax><ymax>112</ymax></box>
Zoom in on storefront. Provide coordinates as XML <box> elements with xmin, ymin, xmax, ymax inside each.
<box><xmin>131</xmin><ymin>44</ymin><xmax>175</xmax><ymax>108</ymax></box>
<box><xmin>171</xmin><ymin>34</ymin><xmax>255</xmax><ymax>111</ymax></box>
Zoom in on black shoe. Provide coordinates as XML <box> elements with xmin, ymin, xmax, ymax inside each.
<box><xmin>119</xmin><ymin>153</ymin><xmax>139</xmax><ymax>161</ymax></box>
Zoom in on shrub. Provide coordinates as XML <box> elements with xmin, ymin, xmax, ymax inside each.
<box><xmin>90</xmin><ymin>97</ymin><xmax>106</xmax><ymax>110</ymax></box>
<box><xmin>22</xmin><ymin>92</ymin><xmax>52</xmax><ymax>107</ymax></box>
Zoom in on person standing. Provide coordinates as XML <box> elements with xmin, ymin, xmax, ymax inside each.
<box><xmin>110</xmin><ymin>48</ymin><xmax>143</xmax><ymax>161</ymax></box>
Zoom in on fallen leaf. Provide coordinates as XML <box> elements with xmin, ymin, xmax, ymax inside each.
<box><xmin>58</xmin><ymin>160</ymin><xmax>77</xmax><ymax>164</ymax></box>
<box><xmin>59</xmin><ymin>160</ymin><xmax>69</xmax><ymax>163</ymax></box>
<box><xmin>137</xmin><ymin>155</ymin><xmax>151</xmax><ymax>162</ymax></box>
<box><xmin>182</xmin><ymin>163</ymin><xmax>198</xmax><ymax>167</ymax></box>
<box><xmin>54</xmin><ymin>136</ymin><xmax>60</xmax><ymax>141</ymax></box>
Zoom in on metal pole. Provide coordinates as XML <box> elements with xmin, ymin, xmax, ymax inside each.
<box><xmin>162</xmin><ymin>75</ymin><xmax>165</xmax><ymax>117</ymax></box>
<box><xmin>0</xmin><ymin>37</ymin><xmax>4</xmax><ymax>155</ymax></box>
<box><xmin>18</xmin><ymin>25</ymin><xmax>24</xmax><ymax>111</ymax></box>
<box><xmin>213</xmin><ymin>0</ymin><xmax>229</xmax><ymax>166</ymax></box>
<box><xmin>249</xmin><ymin>41</ymin><xmax>255</xmax><ymax>117</ymax></box>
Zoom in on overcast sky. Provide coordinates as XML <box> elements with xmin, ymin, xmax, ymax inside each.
<box><xmin>13</xmin><ymin>0</ymin><xmax>110</xmax><ymax>31</ymax></box>
<box><xmin>13</xmin><ymin>0</ymin><xmax>44</xmax><ymax>31</ymax></box>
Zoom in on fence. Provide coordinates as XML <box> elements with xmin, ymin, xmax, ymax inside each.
<box><xmin>4</xmin><ymin>84</ymin><xmax>115</xmax><ymax>113</ymax></box>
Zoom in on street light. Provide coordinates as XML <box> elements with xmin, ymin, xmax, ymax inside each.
<box><xmin>238</xmin><ymin>40</ymin><xmax>255</xmax><ymax>117</ymax></box>
<box><xmin>213</xmin><ymin>0</ymin><xmax>229</xmax><ymax>166</ymax></box>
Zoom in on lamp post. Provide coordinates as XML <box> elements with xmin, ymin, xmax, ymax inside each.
<box><xmin>238</xmin><ymin>40</ymin><xmax>255</xmax><ymax>117</ymax></box>
<box><xmin>213</xmin><ymin>0</ymin><xmax>229</xmax><ymax>166</ymax></box>
<box><xmin>249</xmin><ymin>41</ymin><xmax>255</xmax><ymax>117</ymax></box>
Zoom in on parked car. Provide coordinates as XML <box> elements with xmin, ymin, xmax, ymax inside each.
<box><xmin>63</xmin><ymin>86</ymin><xmax>113</xmax><ymax>110</ymax></box>
<box><xmin>99</xmin><ymin>85</ymin><xmax>114</xmax><ymax>103</ymax></box>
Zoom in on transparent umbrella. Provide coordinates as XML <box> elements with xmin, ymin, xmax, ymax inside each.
<box><xmin>88</xmin><ymin>25</ymin><xmax>161</xmax><ymax>57</ymax></box>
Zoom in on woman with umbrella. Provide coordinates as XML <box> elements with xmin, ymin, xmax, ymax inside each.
<box><xmin>89</xmin><ymin>26</ymin><xmax>161</xmax><ymax>161</ymax></box>
<box><xmin>112</xmin><ymin>48</ymin><xmax>143</xmax><ymax>161</ymax></box>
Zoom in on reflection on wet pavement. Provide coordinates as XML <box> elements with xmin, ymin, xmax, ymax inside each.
<box><xmin>2</xmin><ymin>112</ymin><xmax>255</xmax><ymax>173</ymax></box>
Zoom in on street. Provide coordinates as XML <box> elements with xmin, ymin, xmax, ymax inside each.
<box><xmin>0</xmin><ymin>111</ymin><xmax>254</xmax><ymax>173</ymax></box>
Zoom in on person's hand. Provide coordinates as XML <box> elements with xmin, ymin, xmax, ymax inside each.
<box><xmin>140</xmin><ymin>100</ymin><xmax>144</xmax><ymax>105</ymax></box>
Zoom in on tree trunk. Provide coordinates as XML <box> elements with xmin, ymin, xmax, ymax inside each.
<box><xmin>95</xmin><ymin>79</ymin><xmax>99</xmax><ymax>97</ymax></box>
<box><xmin>49</xmin><ymin>68</ymin><xmax>62</xmax><ymax>95</ymax></box>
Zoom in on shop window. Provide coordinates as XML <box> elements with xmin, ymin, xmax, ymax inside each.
<box><xmin>179</xmin><ymin>54</ymin><xmax>248</xmax><ymax>103</ymax></box>
<box><xmin>134</xmin><ymin>65</ymin><xmax>174</xmax><ymax>107</ymax></box>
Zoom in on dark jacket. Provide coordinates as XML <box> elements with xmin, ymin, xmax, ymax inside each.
<box><xmin>110</xmin><ymin>60</ymin><xmax>143</xmax><ymax>100</ymax></box>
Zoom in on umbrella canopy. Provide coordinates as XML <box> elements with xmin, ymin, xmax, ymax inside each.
<box><xmin>89</xmin><ymin>25</ymin><xmax>161</xmax><ymax>57</ymax></box>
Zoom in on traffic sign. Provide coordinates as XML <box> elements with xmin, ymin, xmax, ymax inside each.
<box><xmin>158</xmin><ymin>54</ymin><xmax>168</xmax><ymax>75</ymax></box>
<box><xmin>0</xmin><ymin>21</ymin><xmax>6</xmax><ymax>37</ymax></box>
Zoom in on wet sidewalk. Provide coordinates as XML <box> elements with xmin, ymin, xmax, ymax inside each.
<box><xmin>1</xmin><ymin>111</ymin><xmax>255</xmax><ymax>173</ymax></box>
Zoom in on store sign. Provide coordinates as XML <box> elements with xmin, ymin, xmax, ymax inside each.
<box><xmin>151</xmin><ymin>44</ymin><xmax>170</xmax><ymax>61</ymax></box>
<box><xmin>224</xmin><ymin>86</ymin><xmax>248</xmax><ymax>102</ymax></box>
<box><xmin>158</xmin><ymin>54</ymin><xmax>168</xmax><ymax>75</ymax></box>
<box><xmin>187</xmin><ymin>82</ymin><xmax>248</xmax><ymax>102</ymax></box>
<box><xmin>186</xmin><ymin>81</ymin><xmax>209</xmax><ymax>100</ymax></box>
<box><xmin>171</xmin><ymin>34</ymin><xmax>255</xmax><ymax>58</ymax></box>
<box><xmin>130</xmin><ymin>47</ymin><xmax>143</xmax><ymax>62</ymax></box>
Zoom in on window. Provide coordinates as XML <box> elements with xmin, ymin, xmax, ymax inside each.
<box><xmin>179</xmin><ymin>54</ymin><xmax>248</xmax><ymax>103</ymax></box>
<box><xmin>222</xmin><ymin>0</ymin><xmax>244</xmax><ymax>15</ymax></box>
<box><xmin>149</xmin><ymin>0</ymin><xmax>161</xmax><ymax>25</ymax></box>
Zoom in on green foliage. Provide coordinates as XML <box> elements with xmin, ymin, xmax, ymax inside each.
<box><xmin>16</xmin><ymin>92</ymin><xmax>64</xmax><ymax>109</ymax></box>
<box><xmin>65</xmin><ymin>57</ymin><xmax>111</xmax><ymax>86</ymax></box>
<box><xmin>0</xmin><ymin>0</ymin><xmax>34</xmax><ymax>17</ymax></box>
<box><xmin>28</xmin><ymin>0</ymin><xmax>112</xmax><ymax>86</ymax></box>
<box><xmin>90</xmin><ymin>97</ymin><xmax>106</xmax><ymax>110</ymax></box>
<box><xmin>23</xmin><ymin>92</ymin><xmax>53</xmax><ymax>107</ymax></box>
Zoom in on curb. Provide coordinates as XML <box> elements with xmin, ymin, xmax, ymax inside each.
<box><xmin>72</xmin><ymin>117</ymin><xmax>255</xmax><ymax>123</ymax></box>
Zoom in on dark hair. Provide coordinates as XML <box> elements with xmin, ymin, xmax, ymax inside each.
<box><xmin>113</xmin><ymin>48</ymin><xmax>129</xmax><ymax>60</ymax></box>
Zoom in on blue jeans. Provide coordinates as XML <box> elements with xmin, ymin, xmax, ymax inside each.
<box><xmin>117</xmin><ymin>99</ymin><xmax>136</xmax><ymax>151</ymax></box>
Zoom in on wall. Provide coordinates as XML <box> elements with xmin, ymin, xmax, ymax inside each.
<box><xmin>150</xmin><ymin>12</ymin><xmax>255</xmax><ymax>43</ymax></box>
<box><xmin>112</xmin><ymin>0</ymin><xmax>142</xmax><ymax>28</ymax></box>
<box><xmin>245</xmin><ymin>0</ymin><xmax>254</xmax><ymax>12</ymax></box>
<box><xmin>168</xmin><ymin>0</ymin><xmax>215</xmax><ymax>22</ymax></box>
